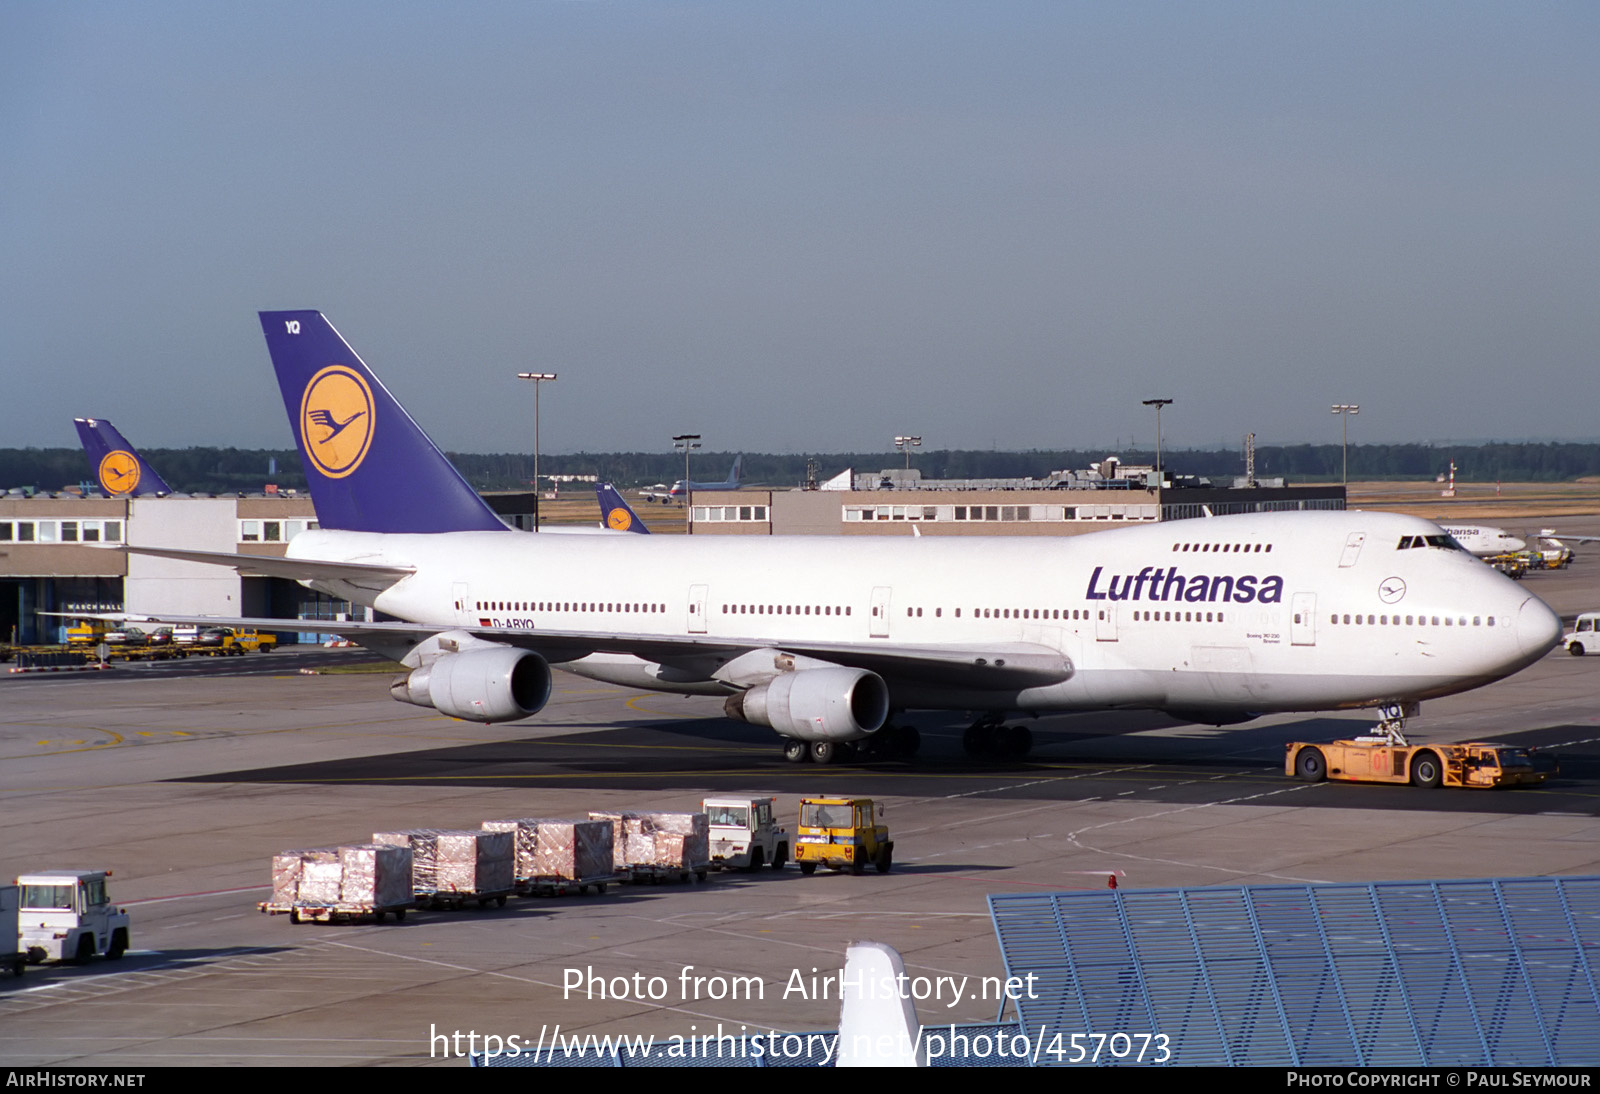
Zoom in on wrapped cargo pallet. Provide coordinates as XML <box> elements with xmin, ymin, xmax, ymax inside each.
<box><xmin>482</xmin><ymin>819</ymin><xmax>614</xmax><ymax>883</ymax></box>
<box><xmin>588</xmin><ymin>812</ymin><xmax>641</xmax><ymax>872</ymax></box>
<box><xmin>339</xmin><ymin>844</ymin><xmax>413</xmax><ymax>909</ymax></box>
<box><xmin>374</xmin><ymin>829</ymin><xmax>514</xmax><ymax>899</ymax></box>
<box><xmin>271</xmin><ymin>848</ymin><xmax>339</xmax><ymax>908</ymax></box>
<box><xmin>651</xmin><ymin>812</ymin><xmax>710</xmax><ymax>869</ymax></box>
<box><xmin>589</xmin><ymin>811</ymin><xmax>710</xmax><ymax>871</ymax></box>
<box><xmin>265</xmin><ymin>844</ymin><xmax>414</xmax><ymax>921</ymax></box>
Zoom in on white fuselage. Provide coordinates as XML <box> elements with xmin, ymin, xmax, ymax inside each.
<box><xmin>289</xmin><ymin>509</ymin><xmax>1561</xmax><ymax>719</ymax></box>
<box><xmin>1441</xmin><ymin>524</ymin><xmax>1527</xmax><ymax>558</ymax></box>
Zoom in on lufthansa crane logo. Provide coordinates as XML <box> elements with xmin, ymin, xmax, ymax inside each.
<box><xmin>1378</xmin><ymin>576</ymin><xmax>1407</xmax><ymax>604</ymax></box>
<box><xmin>300</xmin><ymin>365</ymin><xmax>374</xmax><ymax>479</ymax></box>
<box><xmin>98</xmin><ymin>450</ymin><xmax>140</xmax><ymax>495</ymax></box>
<box><xmin>606</xmin><ymin>507</ymin><xmax>634</xmax><ymax>531</ymax></box>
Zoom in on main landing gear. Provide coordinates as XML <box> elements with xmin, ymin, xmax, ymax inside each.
<box><xmin>778</xmin><ymin>724</ymin><xmax>921</xmax><ymax>765</ymax></box>
<box><xmin>963</xmin><ymin>713</ymin><xmax>1033</xmax><ymax>760</ymax></box>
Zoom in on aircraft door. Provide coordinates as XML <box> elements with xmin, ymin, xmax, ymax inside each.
<box><xmin>688</xmin><ymin>584</ymin><xmax>708</xmax><ymax>634</ymax></box>
<box><xmin>1291</xmin><ymin>592</ymin><xmax>1316</xmax><ymax>646</ymax></box>
<box><xmin>870</xmin><ymin>587</ymin><xmax>892</xmax><ymax>638</ymax></box>
<box><xmin>1338</xmin><ymin>532</ymin><xmax>1366</xmax><ymax>568</ymax></box>
<box><xmin>453</xmin><ymin>582</ymin><xmax>473</xmax><ymax>627</ymax></box>
<box><xmin>1095</xmin><ymin>604</ymin><xmax>1118</xmax><ymax>642</ymax></box>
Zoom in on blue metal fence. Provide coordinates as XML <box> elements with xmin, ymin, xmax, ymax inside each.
<box><xmin>989</xmin><ymin>877</ymin><xmax>1600</xmax><ymax>1066</ymax></box>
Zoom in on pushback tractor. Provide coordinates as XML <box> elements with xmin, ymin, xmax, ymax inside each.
<box><xmin>1287</xmin><ymin>738</ymin><xmax>1551</xmax><ymax>789</ymax></box>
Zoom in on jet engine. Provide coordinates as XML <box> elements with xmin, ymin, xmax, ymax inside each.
<box><xmin>723</xmin><ymin>667</ymin><xmax>889</xmax><ymax>741</ymax></box>
<box><xmin>391</xmin><ymin>647</ymin><xmax>552</xmax><ymax>723</ymax></box>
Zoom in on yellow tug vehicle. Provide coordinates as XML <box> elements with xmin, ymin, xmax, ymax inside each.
<box><xmin>1287</xmin><ymin>737</ymin><xmax>1552</xmax><ymax>789</ymax></box>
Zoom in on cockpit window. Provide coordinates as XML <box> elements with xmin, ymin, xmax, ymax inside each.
<box><xmin>1396</xmin><ymin>534</ymin><xmax>1465</xmax><ymax>551</ymax></box>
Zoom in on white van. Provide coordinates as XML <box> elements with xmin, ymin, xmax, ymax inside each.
<box><xmin>1564</xmin><ymin>612</ymin><xmax>1600</xmax><ymax>656</ymax></box>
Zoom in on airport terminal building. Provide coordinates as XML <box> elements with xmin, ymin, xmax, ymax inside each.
<box><xmin>0</xmin><ymin>493</ymin><xmax>333</xmax><ymax>644</ymax></box>
<box><xmin>687</xmin><ymin>466</ymin><xmax>1346</xmax><ymax>537</ymax></box>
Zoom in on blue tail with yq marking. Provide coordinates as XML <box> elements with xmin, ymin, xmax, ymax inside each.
<box><xmin>259</xmin><ymin>311</ymin><xmax>508</xmax><ymax>533</ymax></box>
<box><xmin>73</xmin><ymin>418</ymin><xmax>174</xmax><ymax>498</ymax></box>
<box><xmin>596</xmin><ymin>482</ymin><xmax>650</xmax><ymax>534</ymax></box>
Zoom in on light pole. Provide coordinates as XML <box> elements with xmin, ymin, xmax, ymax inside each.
<box><xmin>893</xmin><ymin>435</ymin><xmax>921</xmax><ymax>472</ymax></box>
<box><xmin>1141</xmin><ymin>399</ymin><xmax>1173</xmax><ymax>486</ymax></box>
<box><xmin>1331</xmin><ymin>404</ymin><xmax>1359</xmax><ymax>485</ymax></box>
<box><xmin>516</xmin><ymin>372</ymin><xmax>557</xmax><ymax>530</ymax></box>
<box><xmin>673</xmin><ymin>434</ymin><xmax>701</xmax><ymax>524</ymax></box>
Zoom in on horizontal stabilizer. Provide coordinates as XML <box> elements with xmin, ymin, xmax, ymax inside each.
<box><xmin>123</xmin><ymin>545</ymin><xmax>413</xmax><ymax>584</ymax></box>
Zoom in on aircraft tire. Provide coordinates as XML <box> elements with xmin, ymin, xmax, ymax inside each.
<box><xmin>1295</xmin><ymin>747</ymin><xmax>1327</xmax><ymax>782</ymax></box>
<box><xmin>810</xmin><ymin>740</ymin><xmax>837</xmax><ymax>765</ymax></box>
<box><xmin>783</xmin><ymin>740</ymin><xmax>809</xmax><ymax>763</ymax></box>
<box><xmin>1001</xmin><ymin>725</ymin><xmax>1033</xmax><ymax>759</ymax></box>
<box><xmin>963</xmin><ymin>725</ymin><xmax>993</xmax><ymax>758</ymax></box>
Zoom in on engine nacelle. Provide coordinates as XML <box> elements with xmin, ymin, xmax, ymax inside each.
<box><xmin>391</xmin><ymin>647</ymin><xmax>552</xmax><ymax>723</ymax></box>
<box><xmin>723</xmin><ymin>667</ymin><xmax>889</xmax><ymax>741</ymax></box>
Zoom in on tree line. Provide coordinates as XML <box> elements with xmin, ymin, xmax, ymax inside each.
<box><xmin>3</xmin><ymin>442</ymin><xmax>1597</xmax><ymax>496</ymax></box>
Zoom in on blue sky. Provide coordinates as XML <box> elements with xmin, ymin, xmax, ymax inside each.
<box><xmin>3</xmin><ymin>2</ymin><xmax>1597</xmax><ymax>455</ymax></box>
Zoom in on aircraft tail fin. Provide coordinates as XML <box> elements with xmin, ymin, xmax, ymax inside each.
<box><xmin>595</xmin><ymin>483</ymin><xmax>650</xmax><ymax>534</ymax></box>
<box><xmin>73</xmin><ymin>418</ymin><xmax>173</xmax><ymax>498</ymax></box>
<box><xmin>258</xmin><ymin>311</ymin><xmax>507</xmax><ymax>534</ymax></box>
<box><xmin>728</xmin><ymin>454</ymin><xmax>744</xmax><ymax>485</ymax></box>
<box><xmin>836</xmin><ymin>942</ymin><xmax>927</xmax><ymax>1067</ymax></box>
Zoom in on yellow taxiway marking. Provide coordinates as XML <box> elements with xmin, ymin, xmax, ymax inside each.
<box><xmin>624</xmin><ymin>695</ymin><xmax>712</xmax><ymax>718</ymax></box>
<box><xmin>19</xmin><ymin>728</ymin><xmax>126</xmax><ymax>758</ymax></box>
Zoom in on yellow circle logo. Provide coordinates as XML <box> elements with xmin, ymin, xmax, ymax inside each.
<box><xmin>607</xmin><ymin>507</ymin><xmax>634</xmax><ymax>531</ymax></box>
<box><xmin>300</xmin><ymin>365</ymin><xmax>374</xmax><ymax>479</ymax></box>
<box><xmin>98</xmin><ymin>450</ymin><xmax>141</xmax><ymax>495</ymax></box>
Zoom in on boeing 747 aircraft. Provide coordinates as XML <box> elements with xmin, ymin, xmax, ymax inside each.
<box><xmin>117</xmin><ymin>311</ymin><xmax>1563</xmax><ymax>765</ymax></box>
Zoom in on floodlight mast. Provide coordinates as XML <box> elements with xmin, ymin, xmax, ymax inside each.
<box><xmin>516</xmin><ymin>372</ymin><xmax>558</xmax><ymax>530</ymax></box>
<box><xmin>1141</xmin><ymin>399</ymin><xmax>1173</xmax><ymax>485</ymax></box>
<box><xmin>673</xmin><ymin>434</ymin><xmax>702</xmax><ymax>522</ymax></box>
<box><xmin>1331</xmin><ymin>404</ymin><xmax>1360</xmax><ymax>485</ymax></box>
<box><xmin>894</xmin><ymin>435</ymin><xmax>922</xmax><ymax>471</ymax></box>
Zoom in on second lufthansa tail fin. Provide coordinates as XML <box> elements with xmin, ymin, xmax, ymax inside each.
<box><xmin>73</xmin><ymin>418</ymin><xmax>174</xmax><ymax>498</ymax></box>
<box><xmin>259</xmin><ymin>311</ymin><xmax>507</xmax><ymax>534</ymax></box>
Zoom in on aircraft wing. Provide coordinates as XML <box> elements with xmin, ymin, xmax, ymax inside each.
<box><xmin>121</xmin><ymin>545</ymin><xmax>414</xmax><ymax>584</ymax></box>
<box><xmin>61</xmin><ymin>609</ymin><xmax>1068</xmax><ymax>689</ymax></box>
<box><xmin>457</xmin><ymin>626</ymin><xmax>1071</xmax><ymax>689</ymax></box>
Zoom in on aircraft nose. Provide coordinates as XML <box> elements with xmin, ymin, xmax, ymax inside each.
<box><xmin>1515</xmin><ymin>595</ymin><xmax>1562</xmax><ymax>659</ymax></box>
<box><xmin>1507</xmin><ymin>537</ymin><xmax>1527</xmax><ymax>553</ymax></box>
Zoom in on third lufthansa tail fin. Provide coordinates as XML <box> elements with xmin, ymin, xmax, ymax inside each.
<box><xmin>596</xmin><ymin>482</ymin><xmax>650</xmax><ymax>534</ymax></box>
<box><xmin>259</xmin><ymin>311</ymin><xmax>507</xmax><ymax>534</ymax></box>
